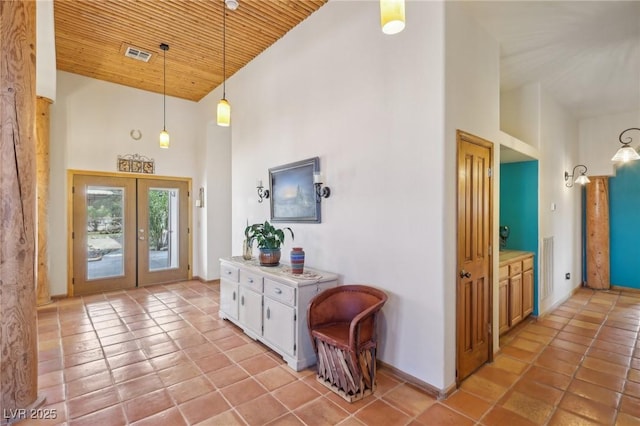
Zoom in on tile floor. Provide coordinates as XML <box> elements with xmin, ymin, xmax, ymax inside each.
<box><xmin>27</xmin><ymin>282</ymin><xmax>640</xmax><ymax>425</ymax></box>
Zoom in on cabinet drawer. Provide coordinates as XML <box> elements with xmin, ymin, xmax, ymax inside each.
<box><xmin>264</xmin><ymin>279</ymin><xmax>295</xmax><ymax>306</ymax></box>
<box><xmin>523</xmin><ymin>256</ymin><xmax>534</xmax><ymax>271</ymax></box>
<box><xmin>499</xmin><ymin>265</ymin><xmax>509</xmax><ymax>280</ymax></box>
<box><xmin>509</xmin><ymin>261</ymin><xmax>522</xmax><ymax>276</ymax></box>
<box><xmin>240</xmin><ymin>270</ymin><xmax>263</xmax><ymax>292</ymax></box>
<box><xmin>221</xmin><ymin>263</ymin><xmax>239</xmax><ymax>282</ymax></box>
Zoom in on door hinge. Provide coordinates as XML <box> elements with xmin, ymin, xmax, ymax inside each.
<box><xmin>293</xmin><ymin>344</ymin><xmax>296</xmax><ymax>352</ymax></box>
<box><xmin>488</xmin><ymin>323</ymin><xmax>492</xmax><ymax>334</ymax></box>
<box><xmin>488</xmin><ymin>245</ymin><xmax>492</xmax><ymax>255</ymax></box>
<box><xmin>72</xmin><ymin>277</ymin><xmax>75</xmax><ymax>284</ymax></box>
<box><xmin>294</xmin><ymin>313</ymin><xmax>297</xmax><ymax>321</ymax></box>
<box><xmin>188</xmin><ymin>264</ymin><xmax>191</xmax><ymax>271</ymax></box>
<box><xmin>188</xmin><ymin>227</ymin><xmax>190</xmax><ymax>234</ymax></box>
<box><xmin>487</xmin><ymin>167</ymin><xmax>492</xmax><ymax>178</ymax></box>
<box><xmin>72</xmin><ymin>232</ymin><xmax>75</xmax><ymax>239</ymax></box>
<box><xmin>72</xmin><ymin>186</ymin><xmax>75</xmax><ymax>194</ymax></box>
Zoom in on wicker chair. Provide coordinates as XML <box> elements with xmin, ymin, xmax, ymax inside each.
<box><xmin>307</xmin><ymin>285</ymin><xmax>388</xmax><ymax>402</ymax></box>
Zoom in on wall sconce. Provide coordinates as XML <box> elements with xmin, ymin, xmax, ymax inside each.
<box><xmin>611</xmin><ymin>128</ymin><xmax>640</xmax><ymax>162</ymax></box>
<box><xmin>564</xmin><ymin>165</ymin><xmax>590</xmax><ymax>187</ymax></box>
<box><xmin>256</xmin><ymin>179</ymin><xmax>269</xmax><ymax>203</ymax></box>
<box><xmin>313</xmin><ymin>172</ymin><xmax>331</xmax><ymax>202</ymax></box>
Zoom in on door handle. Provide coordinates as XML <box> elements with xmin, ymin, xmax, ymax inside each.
<box><xmin>459</xmin><ymin>270</ymin><xmax>471</xmax><ymax>279</ymax></box>
<box><xmin>139</xmin><ymin>236</ymin><xmax>145</xmax><ymax>240</ymax></box>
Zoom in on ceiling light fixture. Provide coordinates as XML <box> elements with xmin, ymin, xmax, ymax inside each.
<box><xmin>217</xmin><ymin>0</ymin><xmax>232</xmax><ymax>127</ymax></box>
<box><xmin>380</xmin><ymin>0</ymin><xmax>405</xmax><ymax>35</ymax></box>
<box><xmin>611</xmin><ymin>128</ymin><xmax>640</xmax><ymax>162</ymax></box>
<box><xmin>159</xmin><ymin>43</ymin><xmax>170</xmax><ymax>148</ymax></box>
<box><xmin>564</xmin><ymin>164</ymin><xmax>590</xmax><ymax>188</ymax></box>
<box><xmin>225</xmin><ymin>0</ymin><xmax>239</xmax><ymax>11</ymax></box>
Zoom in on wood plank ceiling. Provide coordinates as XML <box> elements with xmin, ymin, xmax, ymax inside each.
<box><xmin>54</xmin><ymin>0</ymin><xmax>328</xmax><ymax>102</ymax></box>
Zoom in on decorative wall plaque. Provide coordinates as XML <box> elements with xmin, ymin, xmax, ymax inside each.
<box><xmin>117</xmin><ymin>153</ymin><xmax>155</xmax><ymax>174</ymax></box>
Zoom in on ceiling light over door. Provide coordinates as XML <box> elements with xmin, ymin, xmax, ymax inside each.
<box><xmin>380</xmin><ymin>0</ymin><xmax>405</xmax><ymax>35</ymax></box>
<box><xmin>159</xmin><ymin>43</ymin><xmax>170</xmax><ymax>148</ymax></box>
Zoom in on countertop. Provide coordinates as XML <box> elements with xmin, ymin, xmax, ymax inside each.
<box><xmin>499</xmin><ymin>250</ymin><xmax>534</xmax><ymax>264</ymax></box>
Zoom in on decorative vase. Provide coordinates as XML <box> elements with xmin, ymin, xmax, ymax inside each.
<box><xmin>242</xmin><ymin>239</ymin><xmax>253</xmax><ymax>260</ymax></box>
<box><xmin>290</xmin><ymin>247</ymin><xmax>305</xmax><ymax>274</ymax></box>
<box><xmin>259</xmin><ymin>248</ymin><xmax>281</xmax><ymax>266</ymax></box>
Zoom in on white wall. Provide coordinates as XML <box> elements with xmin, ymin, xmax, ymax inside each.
<box><xmin>36</xmin><ymin>0</ymin><xmax>56</xmax><ymax>101</ymax></box>
<box><xmin>444</xmin><ymin>1</ymin><xmax>502</xmax><ymax>384</ymax></box>
<box><xmin>530</xmin><ymin>89</ymin><xmax>581</xmax><ymax>314</ymax></box>
<box><xmin>500</xmin><ymin>84</ymin><xmax>541</xmax><ymax>148</ymax></box>
<box><xmin>221</xmin><ymin>0</ymin><xmax>449</xmax><ymax>389</ymax></box>
<box><xmin>49</xmin><ymin>71</ymin><xmax>201</xmax><ymax>296</ymax></box>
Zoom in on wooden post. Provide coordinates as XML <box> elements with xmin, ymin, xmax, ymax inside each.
<box><xmin>585</xmin><ymin>177</ymin><xmax>610</xmax><ymax>289</ymax></box>
<box><xmin>0</xmin><ymin>0</ymin><xmax>43</xmax><ymax>419</ymax></box>
<box><xmin>36</xmin><ymin>96</ymin><xmax>53</xmax><ymax>306</ymax></box>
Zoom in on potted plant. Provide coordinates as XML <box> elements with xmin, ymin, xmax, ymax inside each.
<box><xmin>245</xmin><ymin>220</ymin><xmax>294</xmax><ymax>266</ymax></box>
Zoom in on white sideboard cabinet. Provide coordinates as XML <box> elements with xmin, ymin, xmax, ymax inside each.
<box><xmin>219</xmin><ymin>257</ymin><xmax>338</xmax><ymax>371</ymax></box>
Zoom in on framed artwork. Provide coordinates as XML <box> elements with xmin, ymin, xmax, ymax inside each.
<box><xmin>117</xmin><ymin>154</ymin><xmax>155</xmax><ymax>174</ymax></box>
<box><xmin>269</xmin><ymin>157</ymin><xmax>320</xmax><ymax>223</ymax></box>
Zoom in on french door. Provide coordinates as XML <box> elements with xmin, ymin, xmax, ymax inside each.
<box><xmin>72</xmin><ymin>174</ymin><xmax>190</xmax><ymax>296</ymax></box>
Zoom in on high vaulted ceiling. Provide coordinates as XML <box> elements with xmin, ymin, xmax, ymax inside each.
<box><xmin>54</xmin><ymin>0</ymin><xmax>328</xmax><ymax>102</ymax></box>
<box><xmin>465</xmin><ymin>1</ymin><xmax>640</xmax><ymax>120</ymax></box>
<box><xmin>54</xmin><ymin>1</ymin><xmax>639</xmax><ymax>120</ymax></box>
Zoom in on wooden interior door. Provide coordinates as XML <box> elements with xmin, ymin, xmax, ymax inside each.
<box><xmin>456</xmin><ymin>130</ymin><xmax>493</xmax><ymax>382</ymax></box>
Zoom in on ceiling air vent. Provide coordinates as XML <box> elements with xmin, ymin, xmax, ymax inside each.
<box><xmin>124</xmin><ymin>46</ymin><xmax>152</xmax><ymax>62</ymax></box>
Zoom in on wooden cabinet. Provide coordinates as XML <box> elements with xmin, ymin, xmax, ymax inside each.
<box><xmin>219</xmin><ymin>257</ymin><xmax>338</xmax><ymax>371</ymax></box>
<box><xmin>499</xmin><ymin>251</ymin><xmax>534</xmax><ymax>335</ymax></box>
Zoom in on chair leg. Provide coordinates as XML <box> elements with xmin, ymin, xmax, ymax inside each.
<box><xmin>314</xmin><ymin>338</ymin><xmax>377</xmax><ymax>402</ymax></box>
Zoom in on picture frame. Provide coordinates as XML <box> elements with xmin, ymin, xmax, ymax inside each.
<box><xmin>269</xmin><ymin>157</ymin><xmax>321</xmax><ymax>223</ymax></box>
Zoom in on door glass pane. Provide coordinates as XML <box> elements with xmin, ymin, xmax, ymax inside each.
<box><xmin>86</xmin><ymin>186</ymin><xmax>125</xmax><ymax>280</ymax></box>
<box><xmin>148</xmin><ymin>188</ymin><xmax>179</xmax><ymax>271</ymax></box>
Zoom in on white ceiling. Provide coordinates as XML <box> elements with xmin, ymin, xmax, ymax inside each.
<box><xmin>464</xmin><ymin>1</ymin><xmax>640</xmax><ymax>120</ymax></box>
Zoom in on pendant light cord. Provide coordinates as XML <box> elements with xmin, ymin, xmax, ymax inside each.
<box><xmin>163</xmin><ymin>46</ymin><xmax>167</xmax><ymax>130</ymax></box>
<box><xmin>222</xmin><ymin>0</ymin><xmax>226</xmax><ymax>99</ymax></box>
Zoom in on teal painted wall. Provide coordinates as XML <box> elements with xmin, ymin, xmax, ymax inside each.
<box><xmin>500</xmin><ymin>161</ymin><xmax>539</xmax><ymax>314</ymax></box>
<box><xmin>610</xmin><ymin>161</ymin><xmax>640</xmax><ymax>289</ymax></box>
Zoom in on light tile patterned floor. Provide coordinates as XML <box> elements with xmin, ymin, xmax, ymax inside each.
<box><xmin>27</xmin><ymin>282</ymin><xmax>640</xmax><ymax>425</ymax></box>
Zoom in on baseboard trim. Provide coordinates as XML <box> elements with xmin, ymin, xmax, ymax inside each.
<box><xmin>377</xmin><ymin>360</ymin><xmax>456</xmax><ymax>400</ymax></box>
<box><xmin>196</xmin><ymin>276</ymin><xmax>220</xmax><ymax>284</ymax></box>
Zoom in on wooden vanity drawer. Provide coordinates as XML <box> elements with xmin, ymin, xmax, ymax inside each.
<box><xmin>509</xmin><ymin>261</ymin><xmax>522</xmax><ymax>276</ymax></box>
<box><xmin>499</xmin><ymin>265</ymin><xmax>509</xmax><ymax>280</ymax></box>
<box><xmin>264</xmin><ymin>279</ymin><xmax>295</xmax><ymax>306</ymax></box>
<box><xmin>240</xmin><ymin>270</ymin><xmax>263</xmax><ymax>292</ymax></box>
<box><xmin>523</xmin><ymin>256</ymin><xmax>534</xmax><ymax>271</ymax></box>
<box><xmin>221</xmin><ymin>263</ymin><xmax>239</xmax><ymax>282</ymax></box>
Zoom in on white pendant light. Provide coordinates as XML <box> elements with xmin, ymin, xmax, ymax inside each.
<box><xmin>217</xmin><ymin>0</ymin><xmax>231</xmax><ymax>127</ymax></box>
<box><xmin>159</xmin><ymin>43</ymin><xmax>170</xmax><ymax>148</ymax></box>
<box><xmin>380</xmin><ymin>0</ymin><xmax>405</xmax><ymax>35</ymax></box>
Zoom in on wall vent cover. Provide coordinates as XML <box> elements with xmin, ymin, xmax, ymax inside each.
<box><xmin>124</xmin><ymin>46</ymin><xmax>152</xmax><ymax>62</ymax></box>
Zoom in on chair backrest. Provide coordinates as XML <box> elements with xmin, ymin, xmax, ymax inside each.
<box><xmin>308</xmin><ymin>284</ymin><xmax>387</xmax><ymax>327</ymax></box>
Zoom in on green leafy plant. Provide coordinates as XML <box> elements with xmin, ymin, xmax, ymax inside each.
<box><xmin>245</xmin><ymin>220</ymin><xmax>294</xmax><ymax>250</ymax></box>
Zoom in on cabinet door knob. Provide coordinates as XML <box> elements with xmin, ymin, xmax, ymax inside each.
<box><xmin>274</xmin><ymin>288</ymin><xmax>282</xmax><ymax>294</ymax></box>
<box><xmin>232</xmin><ymin>291</ymin><xmax>236</xmax><ymax>301</ymax></box>
<box><xmin>459</xmin><ymin>269</ymin><xmax>471</xmax><ymax>279</ymax></box>
<box><xmin>248</xmin><ymin>278</ymin><xmax>253</xmax><ymax>283</ymax></box>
